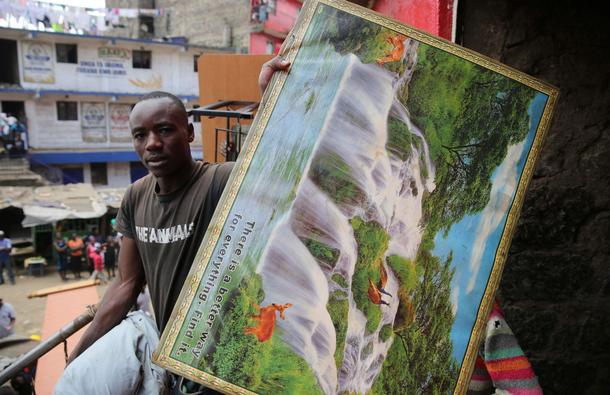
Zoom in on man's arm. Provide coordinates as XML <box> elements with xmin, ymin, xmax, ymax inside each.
<box><xmin>68</xmin><ymin>236</ymin><xmax>145</xmax><ymax>364</ymax></box>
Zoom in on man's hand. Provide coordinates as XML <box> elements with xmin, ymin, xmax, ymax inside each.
<box><xmin>259</xmin><ymin>56</ymin><xmax>291</xmax><ymax>95</ymax></box>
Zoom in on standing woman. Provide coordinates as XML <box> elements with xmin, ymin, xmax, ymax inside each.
<box><xmin>67</xmin><ymin>234</ymin><xmax>84</xmax><ymax>279</ymax></box>
<box><xmin>103</xmin><ymin>235</ymin><xmax>116</xmax><ymax>279</ymax></box>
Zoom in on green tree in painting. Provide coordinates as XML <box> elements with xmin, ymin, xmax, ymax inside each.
<box><xmin>351</xmin><ymin>217</ymin><xmax>390</xmax><ymax>334</ymax></box>
<box><xmin>407</xmin><ymin>44</ymin><xmax>536</xmax><ymax>234</ymax></box>
<box><xmin>371</xmin><ymin>251</ymin><xmax>457</xmax><ymax>394</ymax></box>
<box><xmin>209</xmin><ymin>273</ymin><xmax>323</xmax><ymax>394</ymax></box>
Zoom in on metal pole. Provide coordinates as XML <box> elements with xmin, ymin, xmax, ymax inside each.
<box><xmin>0</xmin><ymin>305</ymin><xmax>97</xmax><ymax>385</ymax></box>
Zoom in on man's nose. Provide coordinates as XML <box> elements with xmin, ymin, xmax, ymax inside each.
<box><xmin>145</xmin><ymin>132</ymin><xmax>162</xmax><ymax>150</ymax></box>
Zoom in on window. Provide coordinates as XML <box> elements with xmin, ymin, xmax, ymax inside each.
<box><xmin>194</xmin><ymin>54</ymin><xmax>200</xmax><ymax>72</ymax></box>
<box><xmin>266</xmin><ymin>40</ymin><xmax>274</xmax><ymax>54</ymax></box>
<box><xmin>132</xmin><ymin>50</ymin><xmax>151</xmax><ymax>69</ymax></box>
<box><xmin>139</xmin><ymin>16</ymin><xmax>154</xmax><ymax>37</ymax></box>
<box><xmin>56</xmin><ymin>43</ymin><xmax>77</xmax><ymax>63</ymax></box>
<box><xmin>90</xmin><ymin>162</ymin><xmax>108</xmax><ymax>185</ymax></box>
<box><xmin>61</xmin><ymin>166</ymin><xmax>84</xmax><ymax>184</ymax></box>
<box><xmin>57</xmin><ymin>101</ymin><xmax>78</xmax><ymax>121</ymax></box>
<box><xmin>130</xmin><ymin>161</ymin><xmax>148</xmax><ymax>182</ymax></box>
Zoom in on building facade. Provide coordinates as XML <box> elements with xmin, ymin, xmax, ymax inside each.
<box><xmin>0</xmin><ymin>27</ymin><xmax>225</xmax><ymax>187</ymax></box>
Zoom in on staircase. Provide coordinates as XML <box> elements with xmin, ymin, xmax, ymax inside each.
<box><xmin>0</xmin><ymin>157</ymin><xmax>46</xmax><ymax>186</ymax></box>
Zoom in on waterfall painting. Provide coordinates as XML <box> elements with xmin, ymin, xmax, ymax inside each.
<box><xmin>154</xmin><ymin>1</ymin><xmax>558</xmax><ymax>394</ymax></box>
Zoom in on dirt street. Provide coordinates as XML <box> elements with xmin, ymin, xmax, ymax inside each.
<box><xmin>0</xmin><ymin>266</ymin><xmax>109</xmax><ymax>358</ymax></box>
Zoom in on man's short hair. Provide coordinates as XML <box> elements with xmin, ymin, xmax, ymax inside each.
<box><xmin>136</xmin><ymin>91</ymin><xmax>187</xmax><ymax>117</ymax></box>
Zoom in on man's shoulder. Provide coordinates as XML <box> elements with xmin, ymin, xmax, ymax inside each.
<box><xmin>195</xmin><ymin>161</ymin><xmax>234</xmax><ymax>185</ymax></box>
<box><xmin>123</xmin><ymin>173</ymin><xmax>156</xmax><ymax>205</ymax></box>
<box><xmin>2</xmin><ymin>303</ymin><xmax>15</xmax><ymax>313</ymax></box>
<box><xmin>128</xmin><ymin>173</ymin><xmax>155</xmax><ymax>194</ymax></box>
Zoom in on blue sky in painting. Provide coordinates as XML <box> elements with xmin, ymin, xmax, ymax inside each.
<box><xmin>432</xmin><ymin>92</ymin><xmax>548</xmax><ymax>363</ymax></box>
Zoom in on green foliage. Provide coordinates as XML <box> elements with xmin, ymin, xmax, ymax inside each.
<box><xmin>386</xmin><ymin>255</ymin><xmax>419</xmax><ymax>332</ymax></box>
<box><xmin>305</xmin><ymin>91</ymin><xmax>315</xmax><ymax>113</ymax></box>
<box><xmin>208</xmin><ymin>274</ymin><xmax>265</xmax><ymax>387</ymax></box>
<box><xmin>407</xmin><ymin>43</ymin><xmax>537</xmax><ymax>234</ymax></box>
<box><xmin>312</xmin><ymin>5</ymin><xmax>387</xmax><ymax>65</ymax></box>
<box><xmin>371</xmin><ymin>251</ymin><xmax>458</xmax><ymax>394</ymax></box>
<box><xmin>386</xmin><ymin>255</ymin><xmax>418</xmax><ymax>292</ymax></box>
<box><xmin>209</xmin><ymin>274</ymin><xmax>323</xmax><ymax>394</ymax></box>
<box><xmin>350</xmin><ymin>217</ymin><xmax>390</xmax><ymax>334</ymax></box>
<box><xmin>303</xmin><ymin>238</ymin><xmax>340</xmax><ymax>268</ymax></box>
<box><xmin>254</xmin><ymin>339</ymin><xmax>324</xmax><ymax>395</ymax></box>
<box><xmin>309</xmin><ymin>153</ymin><xmax>366</xmax><ymax>206</ymax></box>
<box><xmin>379</xmin><ymin>324</ymin><xmax>393</xmax><ymax>342</ymax></box>
<box><xmin>327</xmin><ymin>290</ymin><xmax>349</xmax><ymax>368</ymax></box>
<box><xmin>386</xmin><ymin>117</ymin><xmax>412</xmax><ymax>161</ymax></box>
<box><xmin>332</xmin><ymin>273</ymin><xmax>348</xmax><ymax>288</ymax></box>
<box><xmin>385</xmin><ymin>60</ymin><xmax>406</xmax><ymax>75</ymax></box>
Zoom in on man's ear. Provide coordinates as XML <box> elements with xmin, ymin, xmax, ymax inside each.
<box><xmin>187</xmin><ymin>123</ymin><xmax>194</xmax><ymax>143</ymax></box>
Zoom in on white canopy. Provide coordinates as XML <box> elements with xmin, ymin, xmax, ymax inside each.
<box><xmin>0</xmin><ymin>184</ymin><xmax>126</xmax><ymax>227</ymax></box>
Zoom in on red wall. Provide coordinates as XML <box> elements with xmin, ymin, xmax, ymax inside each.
<box><xmin>249</xmin><ymin>0</ymin><xmax>456</xmax><ymax>54</ymax></box>
<box><xmin>373</xmin><ymin>0</ymin><xmax>455</xmax><ymax>41</ymax></box>
<box><xmin>249</xmin><ymin>0</ymin><xmax>302</xmax><ymax>54</ymax></box>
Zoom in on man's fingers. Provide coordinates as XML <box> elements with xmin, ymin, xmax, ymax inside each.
<box><xmin>259</xmin><ymin>56</ymin><xmax>291</xmax><ymax>94</ymax></box>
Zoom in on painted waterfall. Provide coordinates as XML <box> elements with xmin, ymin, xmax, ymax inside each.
<box><xmin>160</xmin><ymin>3</ymin><xmax>552</xmax><ymax>394</ymax></box>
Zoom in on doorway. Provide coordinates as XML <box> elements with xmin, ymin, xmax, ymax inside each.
<box><xmin>1</xmin><ymin>101</ymin><xmax>26</xmax><ymax>121</ymax></box>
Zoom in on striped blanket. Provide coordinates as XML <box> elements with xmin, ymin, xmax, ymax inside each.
<box><xmin>467</xmin><ymin>301</ymin><xmax>543</xmax><ymax>395</ymax></box>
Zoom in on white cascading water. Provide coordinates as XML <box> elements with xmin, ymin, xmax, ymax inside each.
<box><xmin>257</xmin><ymin>39</ymin><xmax>436</xmax><ymax>394</ymax></box>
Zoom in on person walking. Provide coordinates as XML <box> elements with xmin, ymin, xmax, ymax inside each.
<box><xmin>86</xmin><ymin>236</ymin><xmax>96</xmax><ymax>275</ymax></box>
<box><xmin>0</xmin><ymin>230</ymin><xmax>15</xmax><ymax>285</ymax></box>
<box><xmin>54</xmin><ymin>232</ymin><xmax>69</xmax><ymax>281</ymax></box>
<box><xmin>89</xmin><ymin>243</ymin><xmax>107</xmax><ymax>284</ymax></box>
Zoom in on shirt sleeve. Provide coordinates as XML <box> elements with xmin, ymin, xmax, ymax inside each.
<box><xmin>115</xmin><ymin>185</ymin><xmax>135</xmax><ymax>239</ymax></box>
<box><xmin>7</xmin><ymin>304</ymin><xmax>16</xmax><ymax>320</ymax></box>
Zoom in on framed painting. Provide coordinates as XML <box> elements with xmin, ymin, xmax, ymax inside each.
<box><xmin>153</xmin><ymin>0</ymin><xmax>558</xmax><ymax>393</ymax></box>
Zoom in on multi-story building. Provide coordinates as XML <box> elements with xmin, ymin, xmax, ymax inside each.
<box><xmin>0</xmin><ymin>27</ymin><xmax>228</xmax><ymax>187</ymax></box>
<box><xmin>105</xmin><ymin>0</ymin><xmax>251</xmax><ymax>51</ymax></box>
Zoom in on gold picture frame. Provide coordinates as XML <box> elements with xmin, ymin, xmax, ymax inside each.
<box><xmin>153</xmin><ymin>1</ymin><xmax>558</xmax><ymax>394</ymax></box>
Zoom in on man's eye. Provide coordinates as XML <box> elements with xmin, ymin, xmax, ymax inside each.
<box><xmin>133</xmin><ymin>132</ymin><xmax>145</xmax><ymax>139</ymax></box>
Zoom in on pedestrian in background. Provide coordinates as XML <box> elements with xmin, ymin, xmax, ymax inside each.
<box><xmin>0</xmin><ymin>298</ymin><xmax>16</xmax><ymax>338</ymax></box>
<box><xmin>89</xmin><ymin>243</ymin><xmax>107</xmax><ymax>284</ymax></box>
<box><xmin>67</xmin><ymin>234</ymin><xmax>83</xmax><ymax>279</ymax></box>
<box><xmin>54</xmin><ymin>232</ymin><xmax>69</xmax><ymax>281</ymax></box>
<box><xmin>86</xmin><ymin>235</ymin><xmax>96</xmax><ymax>275</ymax></box>
<box><xmin>103</xmin><ymin>235</ymin><xmax>116</xmax><ymax>279</ymax></box>
<box><xmin>0</xmin><ymin>230</ymin><xmax>15</xmax><ymax>285</ymax></box>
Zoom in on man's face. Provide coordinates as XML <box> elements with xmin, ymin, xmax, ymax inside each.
<box><xmin>129</xmin><ymin>97</ymin><xmax>194</xmax><ymax>178</ymax></box>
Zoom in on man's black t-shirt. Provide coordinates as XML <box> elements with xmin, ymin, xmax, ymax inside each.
<box><xmin>116</xmin><ymin>161</ymin><xmax>234</xmax><ymax>332</ymax></box>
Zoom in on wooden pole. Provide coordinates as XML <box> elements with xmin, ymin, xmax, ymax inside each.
<box><xmin>0</xmin><ymin>305</ymin><xmax>97</xmax><ymax>385</ymax></box>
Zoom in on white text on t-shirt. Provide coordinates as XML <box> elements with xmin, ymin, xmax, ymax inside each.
<box><xmin>135</xmin><ymin>223</ymin><xmax>194</xmax><ymax>243</ymax></box>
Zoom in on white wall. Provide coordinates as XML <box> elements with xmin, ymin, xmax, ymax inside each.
<box><xmin>107</xmin><ymin>162</ymin><xmax>131</xmax><ymax>187</ymax></box>
<box><xmin>19</xmin><ymin>38</ymin><xmax>200</xmax><ymax>96</ymax></box>
<box><xmin>26</xmin><ymin>98</ymin><xmax>203</xmax><ymax>151</ymax></box>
